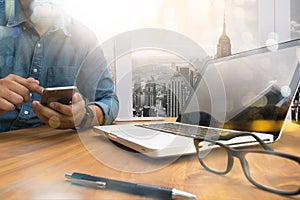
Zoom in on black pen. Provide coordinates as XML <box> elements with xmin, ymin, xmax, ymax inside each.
<box><xmin>65</xmin><ymin>172</ymin><xmax>196</xmax><ymax>199</ymax></box>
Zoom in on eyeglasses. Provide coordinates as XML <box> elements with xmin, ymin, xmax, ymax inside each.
<box><xmin>193</xmin><ymin>132</ymin><xmax>300</xmax><ymax>196</ymax></box>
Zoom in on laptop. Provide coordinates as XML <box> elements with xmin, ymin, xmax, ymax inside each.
<box><xmin>94</xmin><ymin>39</ymin><xmax>300</xmax><ymax>158</ymax></box>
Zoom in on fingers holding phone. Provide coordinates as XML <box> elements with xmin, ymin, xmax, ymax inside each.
<box><xmin>0</xmin><ymin>74</ymin><xmax>43</xmax><ymax>114</ymax></box>
<box><xmin>33</xmin><ymin>87</ymin><xmax>87</xmax><ymax>129</ymax></box>
<box><xmin>47</xmin><ymin>92</ymin><xmax>87</xmax><ymax>128</ymax></box>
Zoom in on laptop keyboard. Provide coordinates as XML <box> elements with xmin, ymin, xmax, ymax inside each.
<box><xmin>136</xmin><ymin>123</ymin><xmax>222</xmax><ymax>139</ymax></box>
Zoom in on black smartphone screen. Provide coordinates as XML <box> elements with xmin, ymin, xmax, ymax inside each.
<box><xmin>40</xmin><ymin>86</ymin><xmax>77</xmax><ymax>106</ymax></box>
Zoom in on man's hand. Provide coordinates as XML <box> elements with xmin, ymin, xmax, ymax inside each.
<box><xmin>0</xmin><ymin>74</ymin><xmax>43</xmax><ymax>115</ymax></box>
<box><xmin>32</xmin><ymin>92</ymin><xmax>87</xmax><ymax>129</ymax></box>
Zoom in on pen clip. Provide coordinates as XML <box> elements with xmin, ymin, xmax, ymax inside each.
<box><xmin>65</xmin><ymin>173</ymin><xmax>106</xmax><ymax>189</ymax></box>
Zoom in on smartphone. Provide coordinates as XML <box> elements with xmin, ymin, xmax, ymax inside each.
<box><xmin>40</xmin><ymin>86</ymin><xmax>77</xmax><ymax>106</ymax></box>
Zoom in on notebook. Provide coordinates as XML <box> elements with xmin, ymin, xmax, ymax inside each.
<box><xmin>94</xmin><ymin>39</ymin><xmax>300</xmax><ymax>158</ymax></box>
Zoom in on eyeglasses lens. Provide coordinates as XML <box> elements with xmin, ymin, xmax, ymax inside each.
<box><xmin>198</xmin><ymin>141</ymin><xmax>229</xmax><ymax>173</ymax></box>
<box><xmin>245</xmin><ymin>152</ymin><xmax>300</xmax><ymax>193</ymax></box>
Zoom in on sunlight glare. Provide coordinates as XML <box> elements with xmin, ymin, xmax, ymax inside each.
<box><xmin>266</xmin><ymin>33</ymin><xmax>279</xmax><ymax>52</ymax></box>
<box><xmin>233</xmin><ymin>7</ymin><xmax>245</xmax><ymax>20</ymax></box>
<box><xmin>213</xmin><ymin>0</ymin><xmax>225</xmax><ymax>12</ymax></box>
<box><xmin>57</xmin><ymin>0</ymin><xmax>161</xmax><ymax>41</ymax></box>
<box><xmin>281</xmin><ymin>86</ymin><xmax>291</xmax><ymax>98</ymax></box>
<box><xmin>241</xmin><ymin>92</ymin><xmax>256</xmax><ymax>107</ymax></box>
<box><xmin>163</xmin><ymin>7</ymin><xmax>178</xmax><ymax>30</ymax></box>
<box><xmin>199</xmin><ymin>0</ymin><xmax>211</xmax><ymax>14</ymax></box>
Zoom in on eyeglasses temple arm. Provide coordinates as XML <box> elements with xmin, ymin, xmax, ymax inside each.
<box><xmin>219</xmin><ymin>132</ymin><xmax>274</xmax><ymax>151</ymax></box>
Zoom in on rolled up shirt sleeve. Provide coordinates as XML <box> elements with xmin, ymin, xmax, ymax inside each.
<box><xmin>76</xmin><ymin>46</ymin><xmax>119</xmax><ymax>125</ymax></box>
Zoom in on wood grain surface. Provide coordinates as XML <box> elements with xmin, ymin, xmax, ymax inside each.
<box><xmin>0</xmin><ymin>121</ymin><xmax>299</xmax><ymax>200</ymax></box>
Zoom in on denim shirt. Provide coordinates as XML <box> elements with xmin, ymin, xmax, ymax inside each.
<box><xmin>0</xmin><ymin>2</ymin><xmax>119</xmax><ymax>132</ymax></box>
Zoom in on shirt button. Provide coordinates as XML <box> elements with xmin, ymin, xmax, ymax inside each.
<box><xmin>30</xmin><ymin>93</ymin><xmax>32</xmax><ymax>97</ymax></box>
<box><xmin>24</xmin><ymin>110</ymin><xmax>29</xmax><ymax>115</ymax></box>
<box><xmin>37</xmin><ymin>43</ymin><xmax>41</xmax><ymax>48</ymax></box>
<box><xmin>23</xmin><ymin>26</ymin><xmax>26</xmax><ymax>30</ymax></box>
<box><xmin>33</xmin><ymin>68</ymin><xmax>38</xmax><ymax>73</ymax></box>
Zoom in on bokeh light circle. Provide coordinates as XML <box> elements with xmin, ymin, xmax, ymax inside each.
<box><xmin>74</xmin><ymin>28</ymin><xmax>227</xmax><ymax>173</ymax></box>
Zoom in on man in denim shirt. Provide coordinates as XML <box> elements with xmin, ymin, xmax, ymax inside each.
<box><xmin>0</xmin><ymin>0</ymin><xmax>119</xmax><ymax>132</ymax></box>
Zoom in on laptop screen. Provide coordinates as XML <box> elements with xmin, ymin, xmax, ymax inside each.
<box><xmin>178</xmin><ymin>39</ymin><xmax>300</xmax><ymax>140</ymax></box>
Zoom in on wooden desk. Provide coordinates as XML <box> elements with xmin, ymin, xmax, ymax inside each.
<box><xmin>0</xmin><ymin>122</ymin><xmax>299</xmax><ymax>200</ymax></box>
